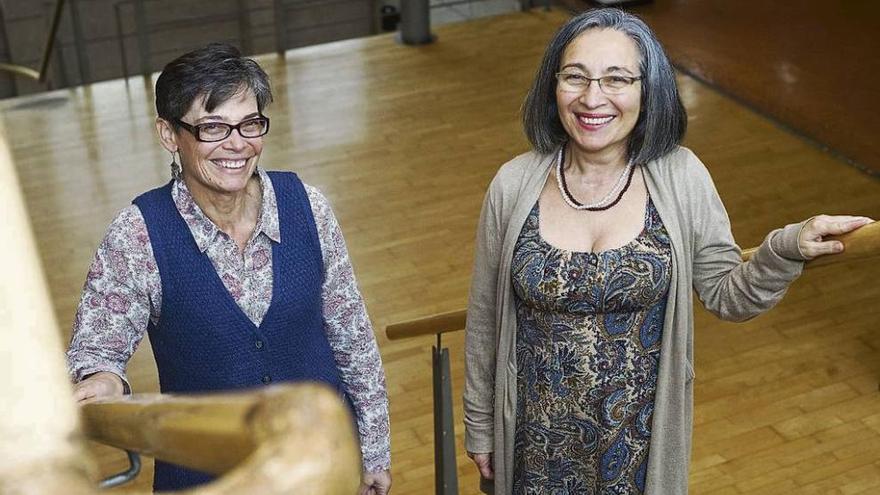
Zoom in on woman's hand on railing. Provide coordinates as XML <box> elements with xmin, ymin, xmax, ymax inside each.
<box><xmin>798</xmin><ymin>215</ymin><xmax>874</xmax><ymax>259</ymax></box>
<box><xmin>467</xmin><ymin>451</ymin><xmax>495</xmax><ymax>480</ymax></box>
<box><xmin>359</xmin><ymin>469</ymin><xmax>392</xmax><ymax>495</ymax></box>
<box><xmin>73</xmin><ymin>371</ymin><xmax>125</xmax><ymax>403</ymax></box>
<box><xmin>386</xmin><ymin>217</ymin><xmax>880</xmax><ymax>341</ymax></box>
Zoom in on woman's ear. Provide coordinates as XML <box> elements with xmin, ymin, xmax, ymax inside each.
<box><xmin>156</xmin><ymin>118</ymin><xmax>178</xmax><ymax>153</ymax></box>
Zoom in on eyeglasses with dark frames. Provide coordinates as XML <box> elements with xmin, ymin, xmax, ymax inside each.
<box><xmin>555</xmin><ymin>72</ymin><xmax>643</xmax><ymax>95</ymax></box>
<box><xmin>174</xmin><ymin>116</ymin><xmax>270</xmax><ymax>143</ymax></box>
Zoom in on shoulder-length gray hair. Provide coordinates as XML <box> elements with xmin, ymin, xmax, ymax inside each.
<box><xmin>522</xmin><ymin>8</ymin><xmax>686</xmax><ymax>164</ymax></box>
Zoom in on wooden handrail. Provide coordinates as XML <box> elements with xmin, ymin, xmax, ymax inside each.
<box><xmin>386</xmin><ymin>310</ymin><xmax>468</xmax><ymax>341</ymax></box>
<box><xmin>81</xmin><ymin>384</ymin><xmax>362</xmax><ymax>493</ymax></box>
<box><xmin>386</xmin><ymin>221</ymin><xmax>879</xmax><ymax>341</ymax></box>
<box><xmin>81</xmin><ymin>391</ymin><xmax>260</xmax><ymax>476</ymax></box>
<box><xmin>742</xmin><ymin>221</ymin><xmax>880</xmax><ymax>267</ymax></box>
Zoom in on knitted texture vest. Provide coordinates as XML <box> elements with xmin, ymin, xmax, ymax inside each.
<box><xmin>133</xmin><ymin>172</ymin><xmax>346</xmax><ymax>491</ymax></box>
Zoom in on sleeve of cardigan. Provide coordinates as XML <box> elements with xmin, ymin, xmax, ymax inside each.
<box><xmin>687</xmin><ymin>151</ymin><xmax>807</xmax><ymax>322</ymax></box>
<box><xmin>464</xmin><ymin>179</ymin><xmax>503</xmax><ymax>454</ymax></box>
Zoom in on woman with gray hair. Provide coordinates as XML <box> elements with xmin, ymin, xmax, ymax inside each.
<box><xmin>463</xmin><ymin>8</ymin><xmax>871</xmax><ymax>494</ymax></box>
<box><xmin>66</xmin><ymin>43</ymin><xmax>391</xmax><ymax>494</ymax></box>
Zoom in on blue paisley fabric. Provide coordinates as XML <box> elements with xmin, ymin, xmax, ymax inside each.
<box><xmin>511</xmin><ymin>196</ymin><xmax>672</xmax><ymax>495</ymax></box>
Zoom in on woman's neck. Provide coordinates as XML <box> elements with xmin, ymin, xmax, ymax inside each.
<box><xmin>184</xmin><ymin>175</ymin><xmax>261</xmax><ymax>237</ymax></box>
<box><xmin>565</xmin><ymin>143</ymin><xmax>629</xmax><ymax>186</ymax></box>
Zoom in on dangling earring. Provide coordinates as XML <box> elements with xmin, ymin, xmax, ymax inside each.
<box><xmin>169</xmin><ymin>150</ymin><xmax>181</xmax><ymax>179</ymax></box>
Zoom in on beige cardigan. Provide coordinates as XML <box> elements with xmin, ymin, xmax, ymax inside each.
<box><xmin>463</xmin><ymin>146</ymin><xmax>806</xmax><ymax>494</ymax></box>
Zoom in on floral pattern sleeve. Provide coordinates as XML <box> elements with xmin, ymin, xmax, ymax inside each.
<box><xmin>305</xmin><ymin>184</ymin><xmax>391</xmax><ymax>473</ymax></box>
<box><xmin>66</xmin><ymin>205</ymin><xmax>160</xmax><ymax>391</ymax></box>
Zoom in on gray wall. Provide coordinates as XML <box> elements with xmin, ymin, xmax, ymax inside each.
<box><xmin>0</xmin><ymin>0</ymin><xmax>377</xmax><ymax>99</ymax></box>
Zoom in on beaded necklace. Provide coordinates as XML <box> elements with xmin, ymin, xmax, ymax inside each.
<box><xmin>555</xmin><ymin>145</ymin><xmax>636</xmax><ymax>211</ymax></box>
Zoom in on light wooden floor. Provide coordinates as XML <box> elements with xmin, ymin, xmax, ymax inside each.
<box><xmin>2</xmin><ymin>8</ymin><xmax>879</xmax><ymax>495</ymax></box>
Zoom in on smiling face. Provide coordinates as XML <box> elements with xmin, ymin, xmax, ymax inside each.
<box><xmin>159</xmin><ymin>88</ymin><xmax>264</xmax><ymax>199</ymax></box>
<box><xmin>556</xmin><ymin>28</ymin><xmax>642</xmax><ymax>163</ymax></box>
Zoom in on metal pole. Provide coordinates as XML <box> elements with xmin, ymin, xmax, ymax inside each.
<box><xmin>37</xmin><ymin>0</ymin><xmax>66</xmax><ymax>81</ymax></box>
<box><xmin>399</xmin><ymin>0</ymin><xmax>434</xmax><ymax>45</ymax></box>
<box><xmin>0</xmin><ymin>0</ymin><xmax>21</xmax><ymax>94</ymax></box>
<box><xmin>273</xmin><ymin>0</ymin><xmax>286</xmax><ymax>55</ymax></box>
<box><xmin>114</xmin><ymin>2</ymin><xmax>129</xmax><ymax>80</ymax></box>
<box><xmin>98</xmin><ymin>451</ymin><xmax>141</xmax><ymax>489</ymax></box>
<box><xmin>134</xmin><ymin>0</ymin><xmax>150</xmax><ymax>77</ymax></box>
<box><xmin>68</xmin><ymin>0</ymin><xmax>90</xmax><ymax>84</ymax></box>
<box><xmin>237</xmin><ymin>0</ymin><xmax>252</xmax><ymax>54</ymax></box>
<box><xmin>50</xmin><ymin>29</ymin><xmax>68</xmax><ymax>89</ymax></box>
<box><xmin>432</xmin><ymin>334</ymin><xmax>459</xmax><ymax>495</ymax></box>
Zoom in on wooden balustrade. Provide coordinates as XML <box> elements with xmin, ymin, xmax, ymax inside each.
<box><xmin>80</xmin><ymin>384</ymin><xmax>362</xmax><ymax>493</ymax></box>
<box><xmin>387</xmin><ymin>220</ymin><xmax>880</xmax><ymax>341</ymax></box>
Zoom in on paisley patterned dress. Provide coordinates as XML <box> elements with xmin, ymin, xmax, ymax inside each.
<box><xmin>511</xmin><ymin>196</ymin><xmax>672</xmax><ymax>494</ymax></box>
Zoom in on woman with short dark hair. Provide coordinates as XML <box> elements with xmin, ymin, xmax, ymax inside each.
<box><xmin>464</xmin><ymin>9</ymin><xmax>871</xmax><ymax>495</ymax></box>
<box><xmin>66</xmin><ymin>43</ymin><xmax>391</xmax><ymax>494</ymax></box>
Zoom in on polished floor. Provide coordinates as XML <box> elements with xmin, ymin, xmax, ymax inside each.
<box><xmin>2</xmin><ymin>7</ymin><xmax>879</xmax><ymax>495</ymax></box>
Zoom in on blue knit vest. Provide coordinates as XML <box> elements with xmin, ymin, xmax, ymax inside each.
<box><xmin>134</xmin><ymin>172</ymin><xmax>347</xmax><ymax>491</ymax></box>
